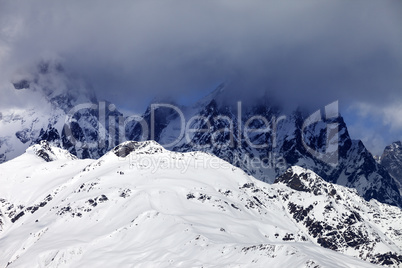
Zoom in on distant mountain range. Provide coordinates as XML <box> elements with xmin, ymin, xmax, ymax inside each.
<box><xmin>0</xmin><ymin>61</ymin><xmax>401</xmax><ymax>208</ymax></box>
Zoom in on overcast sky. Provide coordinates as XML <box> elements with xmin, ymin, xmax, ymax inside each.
<box><xmin>0</xmin><ymin>0</ymin><xmax>401</xmax><ymax>154</ymax></box>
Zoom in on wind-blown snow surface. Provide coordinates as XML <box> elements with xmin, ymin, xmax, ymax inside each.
<box><xmin>0</xmin><ymin>141</ymin><xmax>401</xmax><ymax>267</ymax></box>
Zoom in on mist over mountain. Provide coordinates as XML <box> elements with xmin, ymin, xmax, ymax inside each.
<box><xmin>1</xmin><ymin>1</ymin><xmax>401</xmax><ymax>153</ymax></box>
<box><xmin>1</xmin><ymin>1</ymin><xmax>402</xmax><ymax>267</ymax></box>
<box><xmin>1</xmin><ymin>65</ymin><xmax>401</xmax><ymax>209</ymax></box>
<box><xmin>0</xmin><ymin>1</ymin><xmax>400</xmax><ymax>106</ymax></box>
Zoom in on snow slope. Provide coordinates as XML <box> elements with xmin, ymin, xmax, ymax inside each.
<box><xmin>0</xmin><ymin>141</ymin><xmax>401</xmax><ymax>267</ymax></box>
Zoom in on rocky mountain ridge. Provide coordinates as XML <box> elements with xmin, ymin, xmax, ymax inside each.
<box><xmin>0</xmin><ymin>65</ymin><xmax>401</xmax><ymax>208</ymax></box>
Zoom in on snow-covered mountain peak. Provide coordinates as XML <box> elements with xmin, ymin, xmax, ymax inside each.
<box><xmin>25</xmin><ymin>140</ymin><xmax>77</xmax><ymax>162</ymax></box>
<box><xmin>1</xmin><ymin>143</ymin><xmax>402</xmax><ymax>267</ymax></box>
<box><xmin>2</xmin><ymin>76</ymin><xmax>401</xmax><ymax>208</ymax></box>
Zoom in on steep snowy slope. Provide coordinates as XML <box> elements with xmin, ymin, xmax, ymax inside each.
<box><xmin>0</xmin><ymin>141</ymin><xmax>401</xmax><ymax>267</ymax></box>
<box><xmin>380</xmin><ymin>141</ymin><xmax>402</xmax><ymax>194</ymax></box>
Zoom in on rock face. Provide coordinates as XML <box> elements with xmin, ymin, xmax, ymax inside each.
<box><xmin>26</xmin><ymin>140</ymin><xmax>77</xmax><ymax>162</ymax></box>
<box><xmin>112</xmin><ymin>141</ymin><xmax>164</xmax><ymax>157</ymax></box>
<box><xmin>380</xmin><ymin>141</ymin><xmax>402</xmax><ymax>194</ymax></box>
<box><xmin>274</xmin><ymin>166</ymin><xmax>402</xmax><ymax>267</ymax></box>
<box><xmin>0</xmin><ymin>142</ymin><xmax>401</xmax><ymax>267</ymax></box>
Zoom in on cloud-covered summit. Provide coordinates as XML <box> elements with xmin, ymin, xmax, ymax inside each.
<box><xmin>0</xmin><ymin>0</ymin><xmax>401</xmax><ymax>153</ymax></box>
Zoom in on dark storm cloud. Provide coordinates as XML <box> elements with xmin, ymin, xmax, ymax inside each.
<box><xmin>0</xmin><ymin>0</ymin><xmax>401</xmax><ymax>112</ymax></box>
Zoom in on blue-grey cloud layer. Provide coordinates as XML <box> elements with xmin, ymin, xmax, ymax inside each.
<box><xmin>0</xmin><ymin>0</ymin><xmax>401</xmax><ymax>153</ymax></box>
<box><xmin>1</xmin><ymin>0</ymin><xmax>401</xmax><ymax>108</ymax></box>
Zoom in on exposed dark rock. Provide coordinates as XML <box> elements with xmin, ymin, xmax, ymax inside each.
<box><xmin>275</xmin><ymin>172</ymin><xmax>310</xmax><ymax>192</ymax></box>
<box><xmin>98</xmin><ymin>195</ymin><xmax>108</xmax><ymax>202</ymax></box>
<box><xmin>288</xmin><ymin>202</ymin><xmax>313</xmax><ymax>222</ymax></box>
<box><xmin>282</xmin><ymin>233</ymin><xmax>294</xmax><ymax>241</ymax></box>
<box><xmin>36</xmin><ymin>149</ymin><xmax>51</xmax><ymax>162</ymax></box>
<box><xmin>12</xmin><ymin>80</ymin><xmax>30</xmax><ymax>90</ymax></box>
<box><xmin>15</xmin><ymin>129</ymin><xmax>31</xmax><ymax>144</ymax></box>
<box><xmin>231</xmin><ymin>204</ymin><xmax>239</xmax><ymax>210</ymax></box>
<box><xmin>11</xmin><ymin>211</ymin><xmax>25</xmax><ymax>223</ymax></box>
<box><xmin>374</xmin><ymin>252</ymin><xmax>402</xmax><ymax>266</ymax></box>
<box><xmin>36</xmin><ymin>127</ymin><xmax>60</xmax><ymax>144</ymax></box>
<box><xmin>113</xmin><ymin>142</ymin><xmax>141</xmax><ymax>157</ymax></box>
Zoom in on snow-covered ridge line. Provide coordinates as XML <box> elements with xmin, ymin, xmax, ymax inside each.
<box><xmin>1</xmin><ymin>67</ymin><xmax>401</xmax><ymax>208</ymax></box>
<box><xmin>0</xmin><ymin>142</ymin><xmax>401</xmax><ymax>267</ymax></box>
<box><xmin>26</xmin><ymin>140</ymin><xmax>77</xmax><ymax>162</ymax></box>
